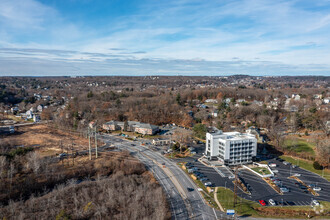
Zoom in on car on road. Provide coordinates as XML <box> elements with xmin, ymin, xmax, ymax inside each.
<box><xmin>197</xmin><ymin>188</ymin><xmax>203</xmax><ymax>191</ymax></box>
<box><xmin>187</xmin><ymin>187</ymin><xmax>194</xmax><ymax>192</ymax></box>
<box><xmin>269</xmin><ymin>199</ymin><xmax>276</xmax><ymax>206</ymax></box>
<box><xmin>312</xmin><ymin>200</ymin><xmax>320</xmax><ymax>206</ymax></box>
<box><xmin>204</xmin><ymin>182</ymin><xmax>212</xmax><ymax>186</ymax></box>
<box><xmin>58</xmin><ymin>153</ymin><xmax>67</xmax><ymax>158</ymax></box>
<box><xmin>259</xmin><ymin>200</ymin><xmax>266</xmax><ymax>206</ymax></box>
<box><xmin>313</xmin><ymin>187</ymin><xmax>322</xmax><ymax>191</ymax></box>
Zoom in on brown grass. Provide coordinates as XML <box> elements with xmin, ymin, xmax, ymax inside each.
<box><xmin>1</xmin><ymin>124</ymin><xmax>89</xmax><ymax>156</ymax></box>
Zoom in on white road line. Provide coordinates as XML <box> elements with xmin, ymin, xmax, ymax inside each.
<box><xmin>212</xmin><ymin>208</ymin><xmax>217</xmax><ymax>220</ymax></box>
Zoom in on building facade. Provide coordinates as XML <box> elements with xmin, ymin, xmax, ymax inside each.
<box><xmin>205</xmin><ymin>131</ymin><xmax>257</xmax><ymax>165</ymax></box>
<box><xmin>102</xmin><ymin>120</ymin><xmax>159</xmax><ymax>135</ymax></box>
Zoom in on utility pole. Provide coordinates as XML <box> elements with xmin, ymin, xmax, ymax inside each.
<box><xmin>95</xmin><ymin>126</ymin><xmax>98</xmax><ymax>159</ymax></box>
<box><xmin>60</xmin><ymin>141</ymin><xmax>64</xmax><ymax>165</ymax></box>
<box><xmin>67</xmin><ymin>145</ymin><xmax>70</xmax><ymax>166</ymax></box>
<box><xmin>72</xmin><ymin>142</ymin><xmax>75</xmax><ymax>166</ymax></box>
<box><xmin>88</xmin><ymin>127</ymin><xmax>92</xmax><ymax>160</ymax></box>
<box><xmin>234</xmin><ymin>166</ymin><xmax>238</xmax><ymax>207</ymax></box>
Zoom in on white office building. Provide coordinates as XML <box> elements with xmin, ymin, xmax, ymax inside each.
<box><xmin>205</xmin><ymin>131</ymin><xmax>257</xmax><ymax>165</ymax></box>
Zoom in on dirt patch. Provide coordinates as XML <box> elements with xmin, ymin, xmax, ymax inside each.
<box><xmin>1</xmin><ymin>124</ymin><xmax>89</xmax><ymax>157</ymax></box>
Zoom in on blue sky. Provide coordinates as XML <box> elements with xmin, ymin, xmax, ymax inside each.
<box><xmin>0</xmin><ymin>0</ymin><xmax>330</xmax><ymax>76</ymax></box>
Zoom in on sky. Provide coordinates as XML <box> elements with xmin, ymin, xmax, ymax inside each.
<box><xmin>0</xmin><ymin>0</ymin><xmax>330</xmax><ymax>76</ymax></box>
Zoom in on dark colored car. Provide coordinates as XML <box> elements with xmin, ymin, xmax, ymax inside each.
<box><xmin>187</xmin><ymin>187</ymin><xmax>194</xmax><ymax>192</ymax></box>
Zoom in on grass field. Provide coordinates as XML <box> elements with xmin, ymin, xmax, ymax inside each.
<box><xmin>280</xmin><ymin>155</ymin><xmax>330</xmax><ymax>181</ymax></box>
<box><xmin>284</xmin><ymin>138</ymin><xmax>315</xmax><ymax>155</ymax></box>
<box><xmin>216</xmin><ymin>187</ymin><xmax>260</xmax><ymax>217</ymax></box>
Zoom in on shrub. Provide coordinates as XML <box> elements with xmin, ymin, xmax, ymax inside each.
<box><xmin>313</xmin><ymin>161</ymin><xmax>323</xmax><ymax>170</ymax></box>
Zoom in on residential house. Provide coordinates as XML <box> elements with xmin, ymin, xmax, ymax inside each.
<box><xmin>33</xmin><ymin>114</ymin><xmax>41</xmax><ymax>122</ymax></box>
<box><xmin>37</xmin><ymin>104</ymin><xmax>44</xmax><ymax>112</ymax></box>
<box><xmin>211</xmin><ymin>109</ymin><xmax>219</xmax><ymax>117</ymax></box>
<box><xmin>205</xmin><ymin>99</ymin><xmax>218</xmax><ymax>104</ymax></box>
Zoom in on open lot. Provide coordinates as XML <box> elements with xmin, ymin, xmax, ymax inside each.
<box><xmin>0</xmin><ymin>124</ymin><xmax>90</xmax><ymax>156</ymax></box>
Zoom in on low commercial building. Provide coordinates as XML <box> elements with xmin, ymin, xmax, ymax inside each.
<box><xmin>103</xmin><ymin>120</ymin><xmax>159</xmax><ymax>135</ymax></box>
<box><xmin>152</xmin><ymin>138</ymin><xmax>171</xmax><ymax>146</ymax></box>
<box><xmin>205</xmin><ymin>130</ymin><xmax>257</xmax><ymax>165</ymax></box>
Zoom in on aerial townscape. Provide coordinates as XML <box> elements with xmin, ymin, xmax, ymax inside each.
<box><xmin>0</xmin><ymin>0</ymin><xmax>330</xmax><ymax>220</ymax></box>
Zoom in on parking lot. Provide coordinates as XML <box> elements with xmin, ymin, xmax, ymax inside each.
<box><xmin>176</xmin><ymin>147</ymin><xmax>330</xmax><ymax>207</ymax></box>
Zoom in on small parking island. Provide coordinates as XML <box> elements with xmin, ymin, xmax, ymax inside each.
<box><xmin>243</xmin><ymin>163</ymin><xmax>274</xmax><ymax>178</ymax></box>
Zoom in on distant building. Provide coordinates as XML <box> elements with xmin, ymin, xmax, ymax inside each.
<box><xmin>205</xmin><ymin>130</ymin><xmax>257</xmax><ymax>165</ymax></box>
<box><xmin>26</xmin><ymin>110</ymin><xmax>33</xmax><ymax>119</ymax></box>
<box><xmin>292</xmin><ymin>94</ymin><xmax>301</xmax><ymax>100</ymax></box>
<box><xmin>211</xmin><ymin>109</ymin><xmax>218</xmax><ymax>117</ymax></box>
<box><xmin>37</xmin><ymin>104</ymin><xmax>44</xmax><ymax>112</ymax></box>
<box><xmin>33</xmin><ymin>114</ymin><xmax>41</xmax><ymax>122</ymax></box>
<box><xmin>205</xmin><ymin>99</ymin><xmax>218</xmax><ymax>104</ymax></box>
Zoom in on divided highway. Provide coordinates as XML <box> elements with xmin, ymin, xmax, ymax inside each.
<box><xmin>98</xmin><ymin>134</ymin><xmax>227</xmax><ymax>220</ymax></box>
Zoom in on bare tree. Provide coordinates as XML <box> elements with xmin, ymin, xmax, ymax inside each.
<box><xmin>0</xmin><ymin>156</ymin><xmax>7</xmax><ymax>180</ymax></box>
<box><xmin>315</xmin><ymin>139</ymin><xmax>330</xmax><ymax>167</ymax></box>
<box><xmin>26</xmin><ymin>152</ymin><xmax>41</xmax><ymax>174</ymax></box>
<box><xmin>268</xmin><ymin>120</ymin><xmax>286</xmax><ymax>150</ymax></box>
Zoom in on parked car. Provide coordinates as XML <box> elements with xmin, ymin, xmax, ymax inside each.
<box><xmin>274</xmin><ymin>180</ymin><xmax>281</xmax><ymax>185</ymax></box>
<box><xmin>204</xmin><ymin>182</ymin><xmax>212</xmax><ymax>186</ymax></box>
<box><xmin>197</xmin><ymin>188</ymin><xmax>203</xmax><ymax>191</ymax></box>
<box><xmin>269</xmin><ymin>199</ymin><xmax>276</xmax><ymax>206</ymax></box>
<box><xmin>187</xmin><ymin>169</ymin><xmax>194</xmax><ymax>173</ymax></box>
<box><xmin>280</xmin><ymin>187</ymin><xmax>290</xmax><ymax>193</ymax></box>
<box><xmin>259</xmin><ymin>200</ymin><xmax>266</xmax><ymax>206</ymax></box>
<box><xmin>269</xmin><ymin>163</ymin><xmax>277</xmax><ymax>167</ymax></box>
<box><xmin>313</xmin><ymin>187</ymin><xmax>321</xmax><ymax>191</ymax></box>
<box><xmin>272</xmin><ymin>169</ymin><xmax>279</xmax><ymax>173</ymax></box>
<box><xmin>292</xmin><ymin>165</ymin><xmax>298</xmax><ymax>168</ymax></box>
<box><xmin>287</xmin><ymin>201</ymin><xmax>295</xmax><ymax>206</ymax></box>
<box><xmin>293</xmin><ymin>173</ymin><xmax>301</xmax><ymax>177</ymax></box>
<box><xmin>283</xmin><ymin>161</ymin><xmax>290</xmax><ymax>165</ymax></box>
<box><xmin>200</xmin><ymin>177</ymin><xmax>208</xmax><ymax>181</ymax></box>
<box><xmin>308</xmin><ymin>184</ymin><xmax>316</xmax><ymax>188</ymax></box>
<box><xmin>312</xmin><ymin>200</ymin><xmax>320</xmax><ymax>206</ymax></box>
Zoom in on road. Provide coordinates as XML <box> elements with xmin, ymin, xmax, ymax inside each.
<box><xmin>98</xmin><ymin>134</ymin><xmax>228</xmax><ymax>220</ymax></box>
